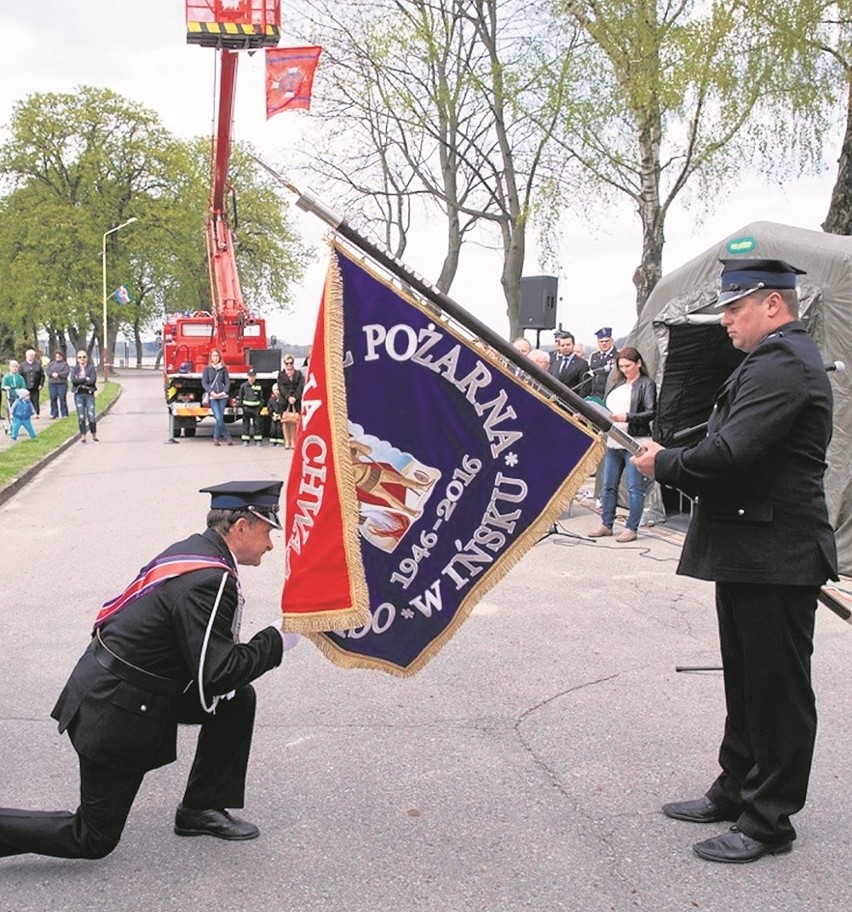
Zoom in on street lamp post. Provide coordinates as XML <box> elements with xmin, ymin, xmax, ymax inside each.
<box><xmin>102</xmin><ymin>217</ymin><xmax>138</xmax><ymax>380</ymax></box>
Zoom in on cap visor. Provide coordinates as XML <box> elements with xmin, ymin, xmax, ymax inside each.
<box><xmin>248</xmin><ymin>506</ymin><xmax>282</xmax><ymax>529</ymax></box>
<box><xmin>711</xmin><ymin>286</ymin><xmax>761</xmax><ymax>311</ymax></box>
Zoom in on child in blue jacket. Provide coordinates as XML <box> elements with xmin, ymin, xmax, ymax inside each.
<box><xmin>10</xmin><ymin>388</ymin><xmax>37</xmax><ymax>441</ymax></box>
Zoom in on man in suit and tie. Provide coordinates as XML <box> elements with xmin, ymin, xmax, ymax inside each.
<box><xmin>633</xmin><ymin>259</ymin><xmax>838</xmax><ymax>864</ymax></box>
<box><xmin>549</xmin><ymin>332</ymin><xmax>590</xmax><ymax>393</ymax></box>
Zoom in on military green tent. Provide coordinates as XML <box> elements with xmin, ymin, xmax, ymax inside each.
<box><xmin>627</xmin><ymin>221</ymin><xmax>852</xmax><ymax>575</ymax></box>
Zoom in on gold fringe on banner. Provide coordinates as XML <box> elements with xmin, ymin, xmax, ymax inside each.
<box><xmin>281</xmin><ymin>247</ymin><xmax>371</xmax><ymax>633</ymax></box>
<box><xmin>300</xmin><ymin>239</ymin><xmax>606</xmax><ymax>676</ymax></box>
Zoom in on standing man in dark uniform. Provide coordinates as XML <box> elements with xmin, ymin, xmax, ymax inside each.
<box><xmin>588</xmin><ymin>327</ymin><xmax>619</xmax><ymax>400</ymax></box>
<box><xmin>633</xmin><ymin>260</ymin><xmax>838</xmax><ymax>864</ymax></box>
<box><xmin>0</xmin><ymin>481</ymin><xmax>296</xmax><ymax>860</ymax></box>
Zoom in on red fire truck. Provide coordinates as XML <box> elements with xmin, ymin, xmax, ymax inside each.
<box><xmin>164</xmin><ymin>1</ymin><xmax>282</xmax><ymax>437</ymax></box>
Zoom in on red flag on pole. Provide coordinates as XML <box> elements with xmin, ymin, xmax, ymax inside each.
<box><xmin>280</xmin><ymin>257</ymin><xmax>371</xmax><ymax>633</ymax></box>
<box><xmin>265</xmin><ymin>46</ymin><xmax>322</xmax><ymax>118</ymax></box>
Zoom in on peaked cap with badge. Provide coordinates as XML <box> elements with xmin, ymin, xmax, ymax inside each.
<box><xmin>715</xmin><ymin>258</ymin><xmax>805</xmax><ymax>309</ymax></box>
<box><xmin>200</xmin><ymin>480</ymin><xmax>283</xmax><ymax>529</ymax></box>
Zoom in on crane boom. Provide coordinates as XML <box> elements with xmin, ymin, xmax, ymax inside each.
<box><xmin>207</xmin><ymin>48</ymin><xmax>244</xmax><ymax>327</ymax></box>
<box><xmin>162</xmin><ymin>2</ymin><xmax>283</xmax><ymax>439</ymax></box>
<box><xmin>212</xmin><ymin>49</ymin><xmax>238</xmax><ymax>218</ymax></box>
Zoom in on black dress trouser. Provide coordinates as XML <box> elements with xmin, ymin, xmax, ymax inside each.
<box><xmin>706</xmin><ymin>582</ymin><xmax>819</xmax><ymax>845</ymax></box>
<box><xmin>0</xmin><ymin>684</ymin><xmax>257</xmax><ymax>859</ymax></box>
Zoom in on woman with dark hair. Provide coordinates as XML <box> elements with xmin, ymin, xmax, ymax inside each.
<box><xmin>47</xmin><ymin>351</ymin><xmax>70</xmax><ymax>418</ymax></box>
<box><xmin>589</xmin><ymin>347</ymin><xmax>656</xmax><ymax>542</ymax></box>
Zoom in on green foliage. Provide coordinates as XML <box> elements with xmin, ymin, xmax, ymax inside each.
<box><xmin>539</xmin><ymin>0</ymin><xmax>845</xmax><ymax>308</ymax></box>
<box><xmin>556</xmin><ymin>0</ymin><xmax>840</xmax><ymax>194</ymax></box>
<box><xmin>0</xmin><ymin>87</ymin><xmax>310</xmax><ymax>354</ymax></box>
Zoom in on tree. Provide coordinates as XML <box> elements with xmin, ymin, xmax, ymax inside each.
<box><xmin>296</xmin><ymin>0</ymin><xmax>575</xmax><ymax>336</ymax></box>
<box><xmin>819</xmin><ymin>2</ymin><xmax>852</xmax><ymax>233</ymax></box>
<box><xmin>546</xmin><ymin>0</ymin><xmax>836</xmax><ymax>313</ymax></box>
<box><xmin>0</xmin><ymin>87</ymin><xmax>309</xmax><ymax>362</ymax></box>
<box><xmin>0</xmin><ymin>87</ymin><xmax>172</xmax><ymax>358</ymax></box>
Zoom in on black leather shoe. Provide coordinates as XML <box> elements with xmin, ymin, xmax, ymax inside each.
<box><xmin>174</xmin><ymin>804</ymin><xmax>260</xmax><ymax>840</ymax></box>
<box><xmin>692</xmin><ymin>827</ymin><xmax>792</xmax><ymax>863</ymax></box>
<box><xmin>662</xmin><ymin>795</ymin><xmax>741</xmax><ymax>823</ymax></box>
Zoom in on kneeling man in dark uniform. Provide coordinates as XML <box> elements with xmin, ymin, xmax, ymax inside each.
<box><xmin>0</xmin><ymin>480</ymin><xmax>295</xmax><ymax>860</ymax></box>
<box><xmin>633</xmin><ymin>259</ymin><xmax>838</xmax><ymax>863</ymax></box>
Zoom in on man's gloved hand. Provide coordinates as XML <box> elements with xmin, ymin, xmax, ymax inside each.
<box><xmin>278</xmin><ymin>630</ymin><xmax>301</xmax><ymax>652</ymax></box>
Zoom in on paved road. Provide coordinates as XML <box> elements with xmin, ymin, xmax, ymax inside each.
<box><xmin>1</xmin><ymin>370</ymin><xmax>851</xmax><ymax>912</ymax></box>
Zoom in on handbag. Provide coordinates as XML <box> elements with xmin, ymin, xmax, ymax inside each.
<box><xmin>201</xmin><ymin>392</ymin><xmax>210</xmax><ymax>406</ymax></box>
<box><xmin>282</xmin><ymin>405</ymin><xmax>300</xmax><ymax>424</ymax></box>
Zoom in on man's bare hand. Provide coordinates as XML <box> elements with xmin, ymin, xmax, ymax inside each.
<box><xmin>632</xmin><ymin>441</ymin><xmax>664</xmax><ymax>478</ymax></box>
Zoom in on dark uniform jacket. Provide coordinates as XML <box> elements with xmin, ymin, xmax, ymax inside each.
<box><xmin>549</xmin><ymin>353</ymin><xmax>590</xmax><ymax>393</ymax></box>
<box><xmin>237</xmin><ymin>379</ymin><xmax>264</xmax><ymax>410</ymax></box>
<box><xmin>589</xmin><ymin>346</ymin><xmax>618</xmax><ymax>399</ymax></box>
<box><xmin>655</xmin><ymin>321</ymin><xmax>838</xmax><ymax>585</ymax></box>
<box><xmin>51</xmin><ymin>529</ymin><xmax>283</xmax><ymax>773</ymax></box>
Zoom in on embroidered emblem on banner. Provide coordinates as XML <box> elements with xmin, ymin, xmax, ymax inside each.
<box><xmin>280</xmin><ymin>240</ymin><xmax>605</xmax><ymax>676</ymax></box>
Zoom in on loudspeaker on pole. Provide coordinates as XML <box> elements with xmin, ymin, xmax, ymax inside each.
<box><xmin>519</xmin><ymin>276</ymin><xmax>558</xmax><ymax>330</ymax></box>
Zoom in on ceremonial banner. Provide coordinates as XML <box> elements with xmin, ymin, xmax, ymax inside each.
<box><xmin>281</xmin><ymin>241</ymin><xmax>605</xmax><ymax>676</ymax></box>
<box><xmin>265</xmin><ymin>46</ymin><xmax>322</xmax><ymax>118</ymax></box>
<box><xmin>279</xmin><ymin>261</ymin><xmax>372</xmax><ymax>633</ymax></box>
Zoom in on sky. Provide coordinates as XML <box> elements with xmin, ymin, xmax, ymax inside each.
<box><xmin>0</xmin><ymin>1</ymin><xmax>843</xmax><ymax>349</ymax></box>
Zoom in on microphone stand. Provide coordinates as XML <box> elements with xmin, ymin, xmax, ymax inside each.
<box><xmin>536</xmin><ymin>517</ymin><xmax>589</xmax><ymax>545</ymax></box>
<box><xmin>537</xmin><ymin>375</ymin><xmax>607</xmax><ymax>544</ymax></box>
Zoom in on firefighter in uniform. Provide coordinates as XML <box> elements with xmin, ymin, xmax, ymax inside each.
<box><xmin>238</xmin><ymin>368</ymin><xmax>264</xmax><ymax>446</ymax></box>
<box><xmin>633</xmin><ymin>260</ymin><xmax>838</xmax><ymax>863</ymax></box>
<box><xmin>0</xmin><ymin>481</ymin><xmax>295</xmax><ymax>860</ymax></box>
<box><xmin>588</xmin><ymin>327</ymin><xmax>619</xmax><ymax>400</ymax></box>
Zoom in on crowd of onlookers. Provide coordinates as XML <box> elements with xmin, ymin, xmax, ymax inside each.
<box><xmin>1</xmin><ymin>345</ymin><xmax>311</xmax><ymax>449</ymax></box>
<box><xmin>506</xmin><ymin>327</ymin><xmax>657</xmax><ymax>543</ymax></box>
<box><xmin>2</xmin><ymin>348</ymin><xmax>100</xmax><ymax>443</ymax></box>
<box><xmin>201</xmin><ymin>349</ymin><xmax>305</xmax><ymax>448</ymax></box>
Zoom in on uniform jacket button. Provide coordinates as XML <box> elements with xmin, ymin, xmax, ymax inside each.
<box><xmin>737</xmin><ymin>509</ymin><xmax>745</xmax><ymax>516</ymax></box>
<box><xmin>140</xmin><ymin>704</ymin><xmax>147</xmax><ymax>712</ymax></box>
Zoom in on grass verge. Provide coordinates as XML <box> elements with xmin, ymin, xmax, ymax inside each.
<box><xmin>0</xmin><ymin>381</ymin><xmax>121</xmax><ymax>489</ymax></box>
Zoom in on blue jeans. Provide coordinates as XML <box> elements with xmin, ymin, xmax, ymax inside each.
<box><xmin>208</xmin><ymin>397</ymin><xmax>230</xmax><ymax>441</ymax></box>
<box><xmin>74</xmin><ymin>391</ymin><xmax>96</xmax><ymax>435</ymax></box>
<box><xmin>49</xmin><ymin>382</ymin><xmax>69</xmax><ymax>418</ymax></box>
<box><xmin>600</xmin><ymin>447</ymin><xmax>645</xmax><ymax>531</ymax></box>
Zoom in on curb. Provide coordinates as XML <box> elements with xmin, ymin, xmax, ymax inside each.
<box><xmin>0</xmin><ymin>386</ymin><xmax>124</xmax><ymax>509</ymax></box>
